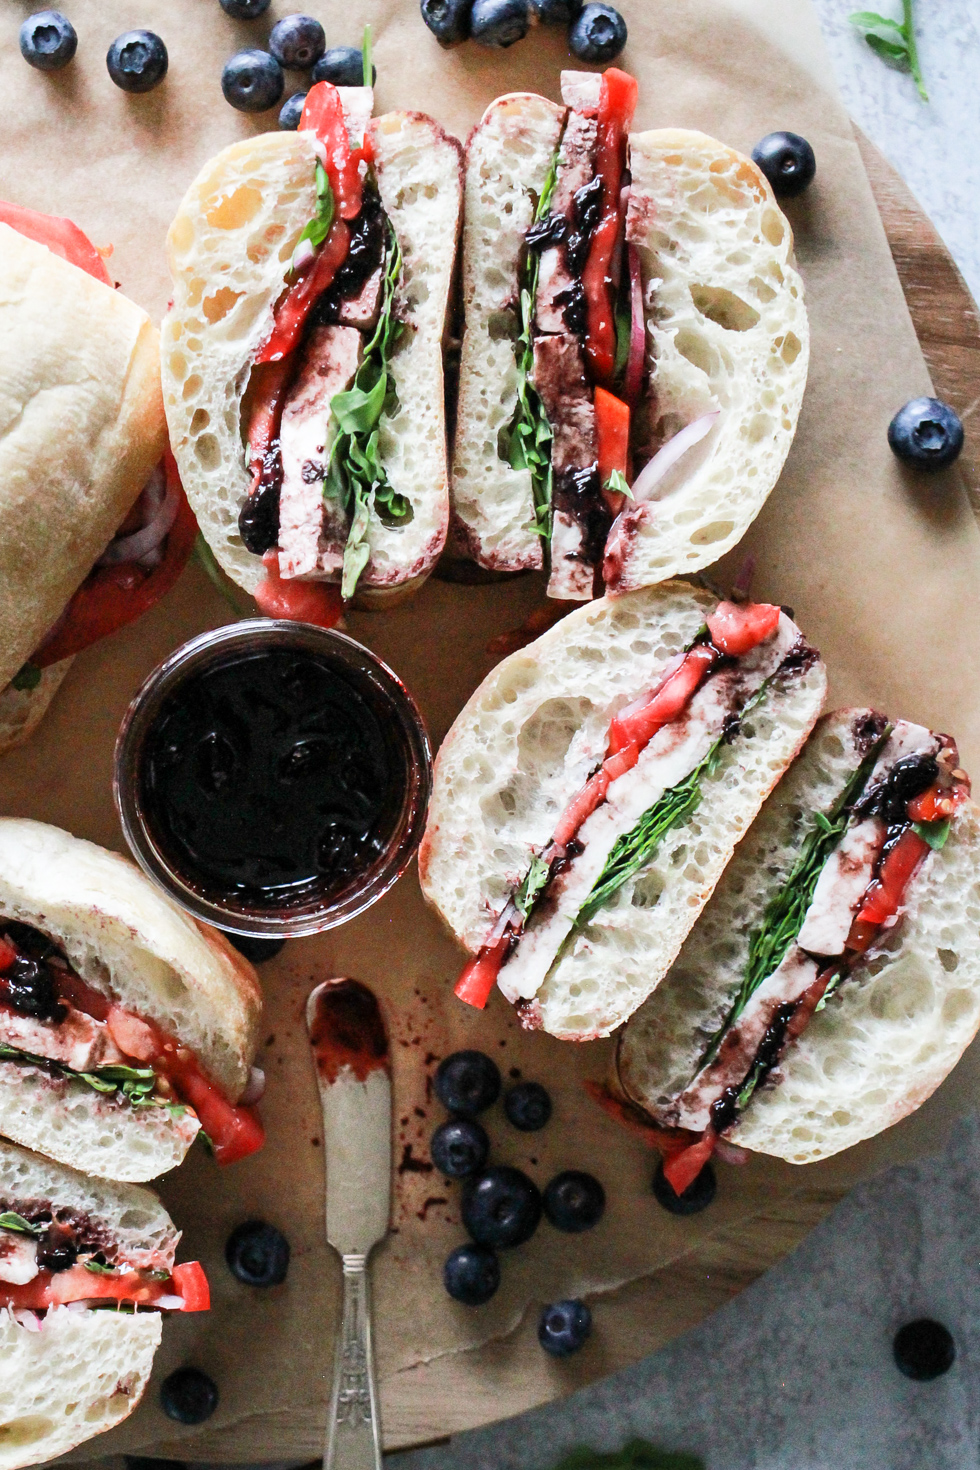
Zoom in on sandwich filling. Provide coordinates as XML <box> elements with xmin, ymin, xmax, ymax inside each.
<box><xmin>647</xmin><ymin>714</ymin><xmax>971</xmax><ymax>1194</ymax></box>
<box><xmin>0</xmin><ymin>922</ymin><xmax>264</xmax><ymax>1165</ymax></box>
<box><xmin>456</xmin><ymin>600</ymin><xmax>814</xmax><ymax>1013</ymax></box>
<box><xmin>0</xmin><ymin>1209</ymin><xmax>208</xmax><ymax>1319</ymax></box>
<box><xmin>237</xmin><ymin>77</ymin><xmax>410</xmax><ymax>608</ymax></box>
<box><xmin>501</xmin><ymin>68</ymin><xmax>638</xmax><ymax>601</ymax></box>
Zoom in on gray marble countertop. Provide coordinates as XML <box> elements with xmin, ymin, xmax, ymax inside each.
<box><xmin>388</xmin><ymin>6</ymin><xmax>980</xmax><ymax>1468</ymax></box>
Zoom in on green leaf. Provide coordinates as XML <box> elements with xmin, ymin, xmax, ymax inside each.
<box><xmin>613</xmin><ymin>299</ymin><xmax>632</xmax><ymax>381</ymax></box>
<box><xmin>194</xmin><ymin>533</ymin><xmax>253</xmax><ymax>618</ymax></box>
<box><xmin>84</xmin><ymin>1258</ymin><xmax>118</xmax><ymax>1275</ymax></box>
<box><xmin>0</xmin><ymin>1212</ymin><xmax>43</xmax><ymax>1237</ymax></box>
<box><xmin>292</xmin><ymin>162</ymin><xmax>335</xmax><ymax>266</ymax></box>
<box><xmin>514</xmin><ymin>855</ymin><xmax>551</xmax><ymax>921</ymax></box>
<box><xmin>849</xmin><ymin>0</ymin><xmax>927</xmax><ymax>100</ymax></box>
<box><xmin>342</xmin><ymin>487</ymin><xmax>373</xmax><ymax>600</ymax></box>
<box><xmin>913</xmin><ymin>817</ymin><xmax>950</xmax><ymax>850</ymax></box>
<box><xmin>864</xmin><ymin>31</ymin><xmax>910</xmax><ymax>62</ymax></box>
<box><xmin>849</xmin><ymin>10</ymin><xmax>904</xmax><ymax>32</ymax></box>
<box><xmin>605</xmin><ymin>468</ymin><xmax>631</xmax><ymax>498</ymax></box>
<box><xmin>331</xmin><ymin>369</ymin><xmax>388</xmax><ymax>436</ymax></box>
<box><xmin>11</xmin><ymin>662</ymin><xmax>42</xmax><ymax>692</ymax></box>
<box><xmin>362</xmin><ymin>23</ymin><xmax>373</xmax><ymax>87</ymax></box>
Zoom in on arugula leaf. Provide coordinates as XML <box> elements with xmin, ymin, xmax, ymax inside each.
<box><xmin>84</xmin><ymin>1258</ymin><xmax>118</xmax><ymax>1275</ymax></box>
<box><xmin>292</xmin><ymin>161</ymin><xmax>336</xmax><ymax>268</ymax></box>
<box><xmin>850</xmin><ymin>1</ymin><xmax>927</xmax><ymax>100</ymax></box>
<box><xmin>913</xmin><ymin>817</ymin><xmax>950</xmax><ymax>850</ymax></box>
<box><xmin>605</xmin><ymin>468</ymin><xmax>631</xmax><ymax>498</ymax></box>
<box><xmin>11</xmin><ymin>663</ymin><xmax>42</xmax><ymax>693</ymax></box>
<box><xmin>362</xmin><ymin>23</ymin><xmax>373</xmax><ymax>87</ymax></box>
<box><xmin>0</xmin><ymin>1212</ymin><xmax>43</xmax><ymax>1237</ymax></box>
<box><xmin>514</xmin><ymin>855</ymin><xmax>551</xmax><ymax>921</ymax></box>
<box><xmin>324</xmin><ymin>216</ymin><xmax>411</xmax><ymax>600</ymax></box>
<box><xmin>697</xmin><ymin>727</ymin><xmax>890</xmax><ymax>1070</ymax></box>
<box><xmin>498</xmin><ymin>134</ymin><xmax>565</xmax><ymax>542</ymax></box>
<box><xmin>0</xmin><ymin>1044</ymin><xmax>172</xmax><ymax>1111</ymax></box>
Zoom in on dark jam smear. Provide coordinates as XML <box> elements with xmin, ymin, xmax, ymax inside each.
<box><xmin>139</xmin><ymin>649</ymin><xmax>404</xmax><ymax>910</ymax></box>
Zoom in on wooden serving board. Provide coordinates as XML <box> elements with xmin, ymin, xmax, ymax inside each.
<box><xmin>69</xmin><ymin>134</ymin><xmax>979</xmax><ymax>1466</ymax></box>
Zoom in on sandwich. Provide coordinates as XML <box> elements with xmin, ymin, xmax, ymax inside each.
<box><xmin>0</xmin><ymin>818</ymin><xmax>265</xmax><ymax>1182</ymax></box>
<box><xmin>419</xmin><ymin>582</ymin><xmax>827</xmax><ymax>1038</ymax></box>
<box><xmin>0</xmin><ymin>1138</ymin><xmax>207</xmax><ymax>1469</ymax></box>
<box><xmin>450</xmin><ymin>69</ymin><xmax>809</xmax><ymax>600</ymax></box>
<box><xmin>0</xmin><ymin>201</ymin><xmax>196</xmax><ymax>756</ymax></box>
<box><xmin>162</xmin><ymin>78</ymin><xmax>462</xmax><ymax>618</ymax></box>
<box><xmin>614</xmin><ymin>709</ymin><xmax>980</xmax><ymax>1193</ymax></box>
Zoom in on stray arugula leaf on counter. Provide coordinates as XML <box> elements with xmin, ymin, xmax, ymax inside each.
<box><xmin>500</xmin><ymin>139</ymin><xmax>562</xmax><ymax>541</ymax></box>
<box><xmin>0</xmin><ymin>1212</ymin><xmax>43</xmax><ymax>1237</ymax></box>
<box><xmin>849</xmin><ymin>0</ymin><xmax>927</xmax><ymax>101</ymax></box>
<box><xmin>325</xmin><ymin>218</ymin><xmax>410</xmax><ymax>600</ymax></box>
<box><xmin>554</xmin><ymin>1441</ymin><xmax>704</xmax><ymax>1470</ymax></box>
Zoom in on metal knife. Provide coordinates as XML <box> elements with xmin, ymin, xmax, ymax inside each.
<box><xmin>307</xmin><ymin>978</ymin><xmax>391</xmax><ymax>1470</ymax></box>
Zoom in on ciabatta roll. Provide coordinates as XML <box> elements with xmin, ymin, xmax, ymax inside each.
<box><xmin>419</xmin><ymin>583</ymin><xmax>826</xmax><ymax>1038</ymax></box>
<box><xmin>616</xmin><ymin>709</ymin><xmax>980</xmax><ymax>1183</ymax></box>
<box><xmin>0</xmin><ymin>819</ymin><xmax>263</xmax><ymax>1182</ymax></box>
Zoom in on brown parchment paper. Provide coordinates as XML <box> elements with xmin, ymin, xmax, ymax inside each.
<box><xmin>3</xmin><ymin>0</ymin><xmax>980</xmax><ymax>1456</ymax></box>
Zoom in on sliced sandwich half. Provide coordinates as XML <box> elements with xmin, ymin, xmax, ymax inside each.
<box><xmin>0</xmin><ymin>1138</ymin><xmax>207</xmax><ymax>1470</ymax></box>
<box><xmin>0</xmin><ymin>819</ymin><xmax>264</xmax><ymax>1181</ymax></box>
<box><xmin>162</xmin><ymin>80</ymin><xmax>462</xmax><ymax>616</ymax></box>
<box><xmin>451</xmin><ymin>69</ymin><xmax>808</xmax><ymax>600</ymax></box>
<box><xmin>615</xmin><ymin>709</ymin><xmax>980</xmax><ymax>1191</ymax></box>
<box><xmin>419</xmin><ymin>583</ymin><xmax>827</xmax><ymax>1038</ymax></box>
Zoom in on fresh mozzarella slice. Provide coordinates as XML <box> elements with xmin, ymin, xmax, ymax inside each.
<box><xmin>0</xmin><ymin>1230</ymin><xmax>39</xmax><ymax>1285</ymax></box>
<box><xmin>796</xmin><ymin>817</ymin><xmax>885</xmax><ymax>956</ymax></box>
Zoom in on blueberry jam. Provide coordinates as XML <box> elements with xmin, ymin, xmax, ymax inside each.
<box><xmin>138</xmin><ymin>648</ymin><xmax>403</xmax><ymax>910</ymax></box>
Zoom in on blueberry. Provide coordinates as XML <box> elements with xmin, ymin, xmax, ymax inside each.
<box><xmin>893</xmin><ymin>1319</ymin><xmax>956</xmax><ymax>1381</ymax></box>
<box><xmin>106</xmin><ymin>31</ymin><xmax>168</xmax><ymax>94</ymax></box>
<box><xmin>543</xmin><ymin>1170</ymin><xmax>605</xmax><ymax>1233</ymax></box>
<box><xmin>530</xmin><ymin>0</ymin><xmax>582</xmax><ymax>19</ymax></box>
<box><xmin>504</xmin><ymin>1081</ymin><xmax>552</xmax><ymax>1131</ymax></box>
<box><xmin>225</xmin><ymin>1220</ymin><xmax>290</xmax><ymax>1286</ymax></box>
<box><xmin>751</xmin><ymin>131</ymin><xmax>816</xmax><ymax>199</ymax></box>
<box><xmin>462</xmin><ymin>1165</ymin><xmax>542</xmax><ymax>1248</ymax></box>
<box><xmin>222</xmin><ymin>49</ymin><xmax>285</xmax><ymax>112</ymax></box>
<box><xmin>443</xmin><ymin>1242</ymin><xmax>500</xmax><ymax>1305</ymax></box>
<box><xmin>19</xmin><ymin>11</ymin><xmax>77</xmax><ymax>71</ymax></box>
<box><xmin>222</xmin><ymin>932</ymin><xmax>286</xmax><ymax>962</ymax></box>
<box><xmin>219</xmin><ymin>0</ymin><xmax>271</xmax><ymax>16</ymax></box>
<box><xmin>887</xmin><ymin>396</ymin><xmax>964</xmax><ymax>471</ymax></box>
<box><xmin>538</xmin><ymin>1298</ymin><xmax>592</xmax><ymax>1356</ymax></box>
<box><xmin>431</xmin><ymin>1118</ymin><xmax>490</xmax><ymax>1178</ymax></box>
<box><xmin>160</xmin><ymin>1367</ymin><xmax>219</xmax><ymax>1425</ymax></box>
<box><xmin>269</xmin><ymin>15</ymin><xmax>325</xmax><ymax>70</ymax></box>
<box><xmin>568</xmin><ymin>3</ymin><xmax>627</xmax><ymax>62</ymax></box>
<box><xmin>470</xmin><ymin>0</ymin><xmax>530</xmax><ymax>48</ymax></box>
<box><xmin>279</xmin><ymin>92</ymin><xmax>308</xmax><ymax>129</ymax></box>
<box><xmin>311</xmin><ymin>46</ymin><xmax>376</xmax><ymax>87</ymax></box>
<box><xmin>434</xmin><ymin>1050</ymin><xmax>501</xmax><ymax>1115</ymax></box>
<box><xmin>652</xmin><ymin>1158</ymin><xmax>716</xmax><ymax>1216</ymax></box>
<box><xmin>420</xmin><ymin>0</ymin><xmax>473</xmax><ymax>44</ymax></box>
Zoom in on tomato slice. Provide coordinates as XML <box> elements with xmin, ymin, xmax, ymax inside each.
<box><xmin>0</xmin><ymin>937</ymin><xmax>17</xmax><ymax>972</ymax></box>
<box><xmin>254</xmin><ymin>550</ymin><xmax>344</xmax><ymax>627</ymax></box>
<box><xmin>455</xmin><ymin>932</ymin><xmax>513</xmax><ymax>1010</ymax></box>
<box><xmin>582</xmin><ymin>69</ymin><xmax>638</xmax><ymax>385</ymax></box>
<box><xmin>254</xmin><ymin>217</ymin><xmax>351</xmax><ymax>365</ymax></box>
<box><xmin>163</xmin><ymin>1050</ymin><xmax>265</xmax><ymax>1166</ymax></box>
<box><xmin>854</xmin><ymin>827</ymin><xmax>929</xmax><ymax>930</ymax></box>
<box><xmin>662</xmin><ymin>1130</ymin><xmax>716</xmax><ymax>1197</ymax></box>
<box><xmin>706</xmin><ymin>600</ymin><xmax>781</xmax><ymax>658</ymax></box>
<box><xmin>34</xmin><ymin>451</ymin><xmax>197</xmax><ymax>669</ymax></box>
<box><xmin>171</xmin><ymin>1261</ymin><xmax>211</xmax><ymax>1312</ymax></box>
<box><xmin>299</xmin><ymin>83</ymin><xmax>363</xmax><ymax>220</ymax></box>
<box><xmin>2</xmin><ymin>1260</ymin><xmax>209</xmax><ymax>1312</ymax></box>
<box><xmin>907</xmin><ymin>779</ymin><xmax>969</xmax><ymax>823</ymax></box>
<box><xmin>595</xmin><ymin>386</ymin><xmax>630</xmax><ymax>512</ymax></box>
<box><xmin>607</xmin><ymin>644</ymin><xmax>717</xmax><ymax>755</ymax></box>
<box><xmin>0</xmin><ymin>199</ymin><xmax>113</xmax><ymax>285</ymax></box>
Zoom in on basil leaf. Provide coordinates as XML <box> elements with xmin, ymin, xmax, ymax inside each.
<box><xmin>84</xmin><ymin>1258</ymin><xmax>118</xmax><ymax>1275</ymax></box>
<box><xmin>913</xmin><ymin>817</ymin><xmax>950</xmax><ymax>850</ymax></box>
<box><xmin>605</xmin><ymin>468</ymin><xmax>631</xmax><ymax>498</ymax></box>
<box><xmin>514</xmin><ymin>855</ymin><xmax>551</xmax><ymax>921</ymax></box>
<box><xmin>11</xmin><ymin>662</ymin><xmax>42</xmax><ymax>692</ymax></box>
<box><xmin>292</xmin><ymin>161</ymin><xmax>335</xmax><ymax>267</ymax></box>
<box><xmin>0</xmin><ymin>1212</ymin><xmax>43</xmax><ymax>1237</ymax></box>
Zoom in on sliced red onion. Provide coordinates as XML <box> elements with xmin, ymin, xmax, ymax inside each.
<box><xmin>713</xmin><ymin>1139</ymin><xmax>750</xmax><ymax>1166</ymax></box>
<box><xmin>97</xmin><ymin>464</ymin><xmax>179</xmax><ymax>567</ymax></box>
<box><xmin>730</xmin><ymin>553</ymin><xmax>757</xmax><ymax>603</ymax></box>
<box><xmin>63</xmin><ymin>1300</ymin><xmax>92</xmax><ymax>1314</ymax></box>
<box><xmin>624</xmin><ymin>243</ymin><xmax>645</xmax><ymax>408</ymax></box>
<box><xmin>630</xmin><ymin>411</ymin><xmax>720</xmax><ymax>504</ymax></box>
<box><xmin>291</xmin><ymin>237</ymin><xmax>316</xmax><ymax>274</ymax></box>
<box><xmin>13</xmin><ymin>1309</ymin><xmax>42</xmax><ymax>1331</ymax></box>
<box><xmin>240</xmin><ymin>1065</ymin><xmax>266</xmax><ymax>1106</ymax></box>
<box><xmin>311</xmin><ymin>138</ymin><xmax>327</xmax><ymax>165</ymax></box>
<box><xmin>154</xmin><ymin>1294</ymin><xmax>186</xmax><ymax>1311</ymax></box>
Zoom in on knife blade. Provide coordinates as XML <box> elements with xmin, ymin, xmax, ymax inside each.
<box><xmin>307</xmin><ymin>978</ymin><xmax>391</xmax><ymax>1470</ymax></box>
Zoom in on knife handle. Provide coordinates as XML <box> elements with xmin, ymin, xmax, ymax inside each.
<box><xmin>324</xmin><ymin>1252</ymin><xmax>382</xmax><ymax>1470</ymax></box>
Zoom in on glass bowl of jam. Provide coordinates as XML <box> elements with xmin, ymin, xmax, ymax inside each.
<box><xmin>114</xmin><ymin>621</ymin><xmax>432</xmax><ymax>937</ymax></box>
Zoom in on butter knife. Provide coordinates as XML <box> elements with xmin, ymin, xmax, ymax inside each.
<box><xmin>307</xmin><ymin>978</ymin><xmax>391</xmax><ymax>1470</ymax></box>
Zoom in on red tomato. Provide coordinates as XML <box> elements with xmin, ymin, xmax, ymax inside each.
<box><xmin>299</xmin><ymin>83</ymin><xmax>363</xmax><ymax>219</ymax></box>
<box><xmin>706</xmin><ymin>600</ymin><xmax>781</xmax><ymax>658</ymax></box>
<box><xmin>254</xmin><ymin>551</ymin><xmax>344</xmax><ymax>627</ymax></box>
<box><xmin>0</xmin><ymin>199</ymin><xmax>113</xmax><ymax>285</ymax></box>
<box><xmin>55</xmin><ymin>969</ymin><xmax>112</xmax><ymax>1022</ymax></box>
<box><xmin>595</xmin><ymin>386</ymin><xmax>630</xmax><ymax>511</ymax></box>
<box><xmin>607</xmin><ymin>644</ymin><xmax>717</xmax><ymax>755</ymax></box>
<box><xmin>907</xmin><ymin>780</ymin><xmax>968</xmax><ymax>823</ymax></box>
<box><xmin>245</xmin><ymin>358</ymin><xmax>295</xmax><ymax>491</ymax></box>
<box><xmin>164</xmin><ymin>1051</ymin><xmax>265</xmax><ymax>1166</ymax></box>
<box><xmin>582</xmin><ymin>69</ymin><xmax>638</xmax><ymax>385</ymax></box>
<box><xmin>855</xmin><ymin>828</ymin><xmax>929</xmax><ymax>929</ymax></box>
<box><xmin>255</xmin><ymin>218</ymin><xmax>352</xmax><ymax>365</ymax></box>
<box><xmin>662</xmin><ymin>1130</ymin><xmax>716</xmax><ymax>1197</ymax></box>
<box><xmin>0</xmin><ymin>937</ymin><xmax>17</xmax><ymax>972</ymax></box>
<box><xmin>171</xmin><ymin>1261</ymin><xmax>210</xmax><ymax>1312</ymax></box>
<box><xmin>34</xmin><ymin>452</ymin><xmax>198</xmax><ymax>668</ymax></box>
<box><xmin>455</xmin><ymin>933</ymin><xmax>513</xmax><ymax>1010</ymax></box>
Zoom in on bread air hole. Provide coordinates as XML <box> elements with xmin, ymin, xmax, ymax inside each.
<box><xmin>0</xmin><ymin>1417</ymin><xmax>56</xmax><ymax>1447</ymax></box>
<box><xmin>690</xmin><ymin>519</ymin><xmax>734</xmax><ymax>546</ymax></box>
<box><xmin>206</xmin><ymin>185</ymin><xmax>263</xmax><ymax>231</ymax></box>
<box><xmin>202</xmin><ymin>286</ymin><xmax>245</xmax><ymax>325</ymax></box>
<box><xmin>690</xmin><ymin>284</ymin><xmax>760</xmax><ymax>332</ymax></box>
